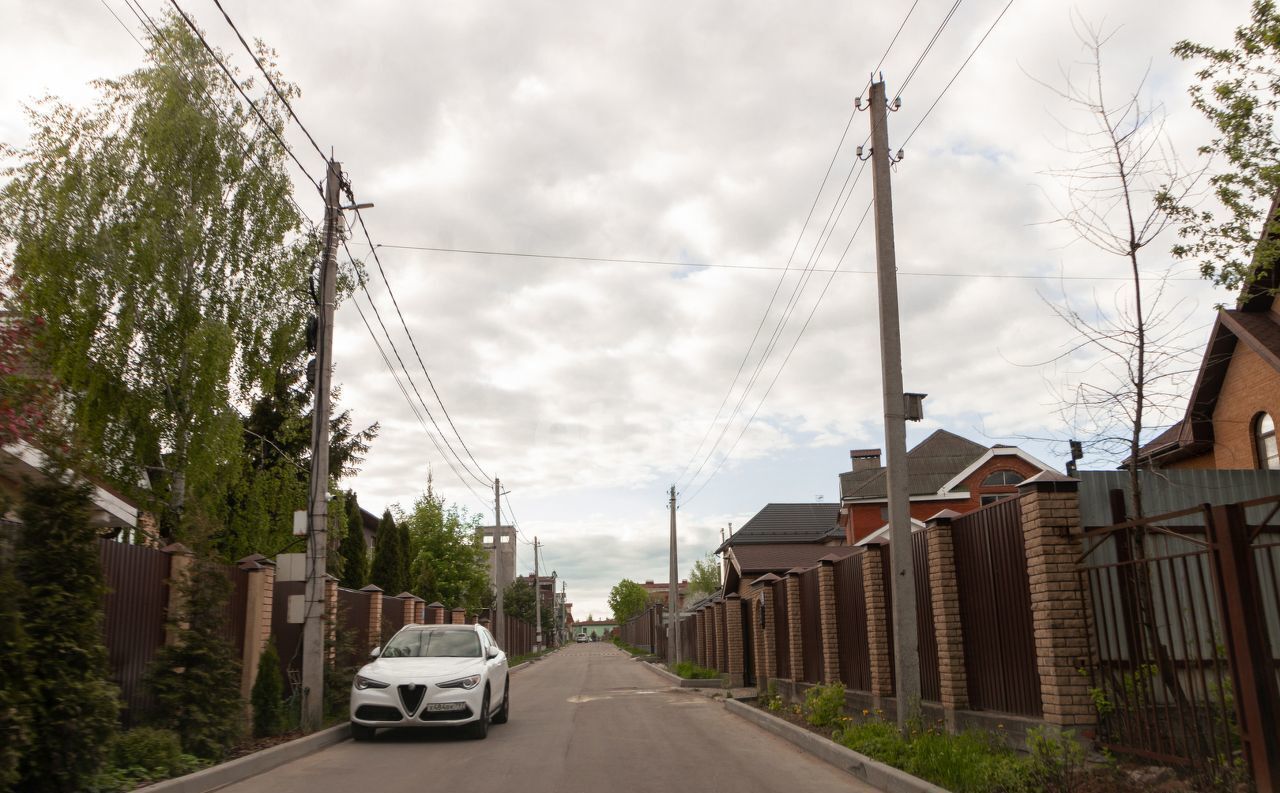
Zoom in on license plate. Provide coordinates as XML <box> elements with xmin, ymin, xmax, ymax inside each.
<box><xmin>423</xmin><ymin>702</ymin><xmax>466</xmax><ymax>712</ymax></box>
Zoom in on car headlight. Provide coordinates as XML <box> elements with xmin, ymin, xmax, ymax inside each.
<box><xmin>354</xmin><ymin>675</ymin><xmax>390</xmax><ymax>690</ymax></box>
<box><xmin>437</xmin><ymin>674</ymin><xmax>480</xmax><ymax>690</ymax></box>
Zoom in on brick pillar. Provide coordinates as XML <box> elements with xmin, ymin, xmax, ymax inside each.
<box><xmin>725</xmin><ymin>593</ymin><xmax>744</xmax><ymax>687</ymax></box>
<box><xmin>451</xmin><ymin>607</ymin><xmax>466</xmax><ymax>625</ymax></box>
<box><xmin>394</xmin><ymin>592</ymin><xmax>415</xmax><ymax>626</ymax></box>
<box><xmin>712</xmin><ymin>599</ymin><xmax>726</xmax><ymax>672</ymax></box>
<box><xmin>862</xmin><ymin>546</ymin><xmax>893</xmax><ymax>697</ymax></box>
<box><xmin>1018</xmin><ymin>474</ymin><xmax>1093</xmax><ymax>728</ymax></box>
<box><xmin>325</xmin><ymin>575</ymin><xmax>338</xmax><ymax>664</ymax></box>
<box><xmin>752</xmin><ymin>573</ymin><xmax>780</xmax><ymax>684</ymax></box>
<box><xmin>785</xmin><ymin>570</ymin><xmax>804</xmax><ymax>682</ymax></box>
<box><xmin>414</xmin><ymin>598</ymin><xmax>426</xmax><ymax>624</ymax></box>
<box><xmin>694</xmin><ymin>609</ymin><xmax>706</xmax><ymax>667</ymax></box>
<box><xmin>361</xmin><ymin>584</ymin><xmax>384</xmax><ymax>651</ymax></box>
<box><xmin>702</xmin><ymin>606</ymin><xmax>714</xmax><ymax>666</ymax></box>
<box><xmin>818</xmin><ymin>558</ymin><xmax>841</xmax><ymax>683</ymax></box>
<box><xmin>237</xmin><ymin>556</ymin><xmax>276</xmax><ymax>701</ymax></box>
<box><xmin>427</xmin><ymin>601</ymin><xmax>446</xmax><ymax>624</ymax></box>
<box><xmin>925</xmin><ymin>511</ymin><xmax>967</xmax><ymax>730</ymax></box>
<box><xmin>162</xmin><ymin>543</ymin><xmax>195</xmax><ymax>646</ymax></box>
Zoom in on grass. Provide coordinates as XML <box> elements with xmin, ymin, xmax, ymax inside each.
<box><xmin>671</xmin><ymin>661</ymin><xmax>722</xmax><ymax>680</ymax></box>
<box><xmin>508</xmin><ymin>646</ymin><xmax>558</xmax><ymax>666</ymax></box>
<box><xmin>610</xmin><ymin>637</ymin><xmax>651</xmax><ymax>657</ymax></box>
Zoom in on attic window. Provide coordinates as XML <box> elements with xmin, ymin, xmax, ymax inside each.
<box><xmin>1256</xmin><ymin>413</ymin><xmax>1278</xmax><ymax>471</ymax></box>
<box><xmin>981</xmin><ymin>470</ymin><xmax>1025</xmax><ymax>487</ymax></box>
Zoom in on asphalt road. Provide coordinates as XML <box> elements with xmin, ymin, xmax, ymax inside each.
<box><xmin>219</xmin><ymin>642</ymin><xmax>877</xmax><ymax>793</ymax></box>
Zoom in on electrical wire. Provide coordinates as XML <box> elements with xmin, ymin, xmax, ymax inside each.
<box><xmin>898</xmin><ymin>0</ymin><xmax>964</xmax><ymax>96</ymax></box>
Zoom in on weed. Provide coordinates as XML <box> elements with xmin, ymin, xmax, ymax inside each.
<box><xmin>803</xmin><ymin>683</ymin><xmax>846</xmax><ymax>728</ymax></box>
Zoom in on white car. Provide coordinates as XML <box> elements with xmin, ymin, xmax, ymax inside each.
<box><xmin>575</xmin><ymin>633</ymin><xmax>588</xmax><ymax>643</ymax></box>
<box><xmin>350</xmin><ymin>623</ymin><xmax>509</xmax><ymax>741</ymax></box>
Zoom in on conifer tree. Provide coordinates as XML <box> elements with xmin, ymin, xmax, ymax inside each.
<box><xmin>369</xmin><ymin>509</ymin><xmax>405</xmax><ymax>595</ymax></box>
<box><xmin>338</xmin><ymin>492</ymin><xmax>368</xmax><ymax>590</ymax></box>
<box><xmin>251</xmin><ymin>639</ymin><xmax>285</xmax><ymax>738</ymax></box>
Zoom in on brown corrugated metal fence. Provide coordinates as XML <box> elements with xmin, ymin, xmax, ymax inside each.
<box><xmin>99</xmin><ymin>539</ymin><xmax>170</xmax><ymax>725</ymax></box>
<box><xmin>799</xmin><ymin>567</ymin><xmax>822</xmax><ymax>683</ymax></box>
<box><xmin>773</xmin><ymin>578</ymin><xmax>790</xmax><ymax>680</ymax></box>
<box><xmin>833</xmin><ymin>552</ymin><xmax>870</xmax><ymax>691</ymax></box>
<box><xmin>913</xmin><ymin>529</ymin><xmax>941</xmax><ymax>703</ymax></box>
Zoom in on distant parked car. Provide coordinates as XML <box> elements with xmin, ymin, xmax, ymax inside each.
<box><xmin>350</xmin><ymin>623</ymin><xmax>509</xmax><ymax>741</ymax></box>
<box><xmin>575</xmin><ymin>632</ymin><xmax>588</xmax><ymax>643</ymax></box>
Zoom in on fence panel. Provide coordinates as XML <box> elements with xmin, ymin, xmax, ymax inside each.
<box><xmin>799</xmin><ymin>567</ymin><xmax>823</xmax><ymax>683</ymax></box>
<box><xmin>834</xmin><ymin>553</ymin><xmax>870</xmax><ymax>691</ymax></box>
<box><xmin>381</xmin><ymin>595</ymin><xmax>405</xmax><ymax>643</ymax></box>
<box><xmin>913</xmin><ymin>530</ymin><xmax>940</xmax><ymax>703</ymax></box>
<box><xmin>337</xmin><ymin>587</ymin><xmax>371</xmax><ymax>665</ymax></box>
<box><xmin>773</xmin><ymin>579</ymin><xmax>790</xmax><ymax>680</ymax></box>
<box><xmin>680</xmin><ymin>615</ymin><xmax>697</xmax><ymax>664</ymax></box>
<box><xmin>270</xmin><ymin>580</ymin><xmax>305</xmax><ymax>695</ymax></box>
<box><xmin>742</xmin><ymin>599</ymin><xmax>755</xmax><ymax>686</ymax></box>
<box><xmin>99</xmin><ymin>539</ymin><xmax>170</xmax><ymax>725</ymax></box>
<box><xmin>953</xmin><ymin>496</ymin><xmax>1041</xmax><ymax>717</ymax></box>
<box><xmin>221</xmin><ymin>564</ymin><xmax>249</xmax><ymax>657</ymax></box>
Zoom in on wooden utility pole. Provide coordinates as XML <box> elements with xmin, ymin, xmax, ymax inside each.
<box><xmin>493</xmin><ymin>477</ymin><xmax>504</xmax><ymax>646</ymax></box>
<box><xmin>533</xmin><ymin>536</ymin><xmax>542</xmax><ymax>650</ymax></box>
<box><xmin>302</xmin><ymin>158</ymin><xmax>342</xmax><ymax>733</ymax></box>
<box><xmin>866</xmin><ymin>78</ymin><xmax>920</xmax><ymax>728</ymax></box>
<box><xmin>668</xmin><ymin>485</ymin><xmax>679</xmax><ymax>664</ymax></box>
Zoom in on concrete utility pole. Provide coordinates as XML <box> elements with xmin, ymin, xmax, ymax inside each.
<box><xmin>865</xmin><ymin>78</ymin><xmax>920</xmax><ymax>729</ymax></box>
<box><xmin>493</xmin><ymin>477</ymin><xmax>504</xmax><ymax>647</ymax></box>
<box><xmin>302</xmin><ymin>158</ymin><xmax>343</xmax><ymax>733</ymax></box>
<box><xmin>668</xmin><ymin>485</ymin><xmax>679</xmax><ymax>664</ymax></box>
<box><xmin>560</xmin><ymin>580</ymin><xmax>567</xmax><ymax>643</ymax></box>
<box><xmin>533</xmin><ymin>536</ymin><xmax>542</xmax><ymax>651</ymax></box>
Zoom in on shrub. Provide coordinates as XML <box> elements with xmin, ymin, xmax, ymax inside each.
<box><xmin>904</xmin><ymin>730</ymin><xmax>1032</xmax><ymax>793</ymax></box>
<box><xmin>672</xmin><ymin>661</ymin><xmax>720</xmax><ymax>680</ymax></box>
<box><xmin>251</xmin><ymin>639</ymin><xmax>286</xmax><ymax>738</ymax></box>
<box><xmin>149</xmin><ymin>556</ymin><xmax>244</xmax><ymax>758</ymax></box>
<box><xmin>803</xmin><ymin>683</ymin><xmax>846</xmax><ymax>728</ymax></box>
<box><xmin>0</xmin><ymin>555</ymin><xmax>30</xmax><ymax>791</ymax></box>
<box><xmin>15</xmin><ymin>474</ymin><xmax>119</xmax><ymax>792</ymax></box>
<box><xmin>113</xmin><ymin>727</ymin><xmax>183</xmax><ymax>774</ymax></box>
<box><xmin>1026</xmin><ymin>726</ymin><xmax>1085</xmax><ymax>793</ymax></box>
<box><xmin>836</xmin><ymin>719</ymin><xmax>910</xmax><ymax>768</ymax></box>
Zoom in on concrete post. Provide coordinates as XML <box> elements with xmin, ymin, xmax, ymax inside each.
<box><xmin>162</xmin><ymin>543</ymin><xmax>195</xmax><ymax>647</ymax></box>
<box><xmin>725</xmin><ymin>593</ymin><xmax>744</xmax><ymax>687</ymax></box>
<box><xmin>862</xmin><ymin>546</ymin><xmax>894</xmax><ymax>698</ymax></box>
<box><xmin>817</xmin><ymin>557</ymin><xmax>841</xmax><ymax>684</ymax></box>
<box><xmin>1018</xmin><ymin>473</ymin><xmax>1093</xmax><ymax>728</ymax></box>
<box><xmin>924</xmin><ymin>511</ymin><xmax>967</xmax><ymax>730</ymax></box>
<box><xmin>360</xmin><ymin>584</ymin><xmax>383</xmax><ymax>651</ymax></box>
<box><xmin>451</xmin><ymin>607</ymin><xmax>466</xmax><ymax>625</ymax></box>
<box><xmin>784</xmin><ymin>569</ymin><xmax>804</xmax><ymax>682</ymax></box>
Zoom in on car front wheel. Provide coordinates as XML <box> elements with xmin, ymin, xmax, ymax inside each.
<box><xmin>492</xmin><ymin>683</ymin><xmax>509</xmax><ymax>724</ymax></box>
<box><xmin>467</xmin><ymin>689</ymin><xmax>490</xmax><ymax>740</ymax></box>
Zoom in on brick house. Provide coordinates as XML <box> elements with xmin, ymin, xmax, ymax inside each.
<box><xmin>1138</xmin><ymin>246</ymin><xmax>1280</xmax><ymax>471</ymax></box>
<box><xmin>716</xmin><ymin>502</ymin><xmax>847</xmax><ymax>596</ymax></box>
<box><xmin>640</xmin><ymin>579</ymin><xmax>691</xmax><ymax>611</ymax></box>
<box><xmin>839</xmin><ymin>430</ymin><xmax>1054</xmax><ymax>543</ymax></box>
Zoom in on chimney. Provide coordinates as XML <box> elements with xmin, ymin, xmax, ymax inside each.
<box><xmin>850</xmin><ymin>448</ymin><xmax>882</xmax><ymax>472</ymax></box>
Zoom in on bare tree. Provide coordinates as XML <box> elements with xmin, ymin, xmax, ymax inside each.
<box><xmin>1031</xmin><ymin>18</ymin><xmax>1203</xmax><ymax>520</ymax></box>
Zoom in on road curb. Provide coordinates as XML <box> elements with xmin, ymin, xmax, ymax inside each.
<box><xmin>136</xmin><ymin>722</ymin><xmax>351</xmax><ymax>793</ymax></box>
<box><xmin>509</xmin><ymin>660</ymin><xmax>531</xmax><ymax>673</ymax></box>
<box><xmin>724</xmin><ymin>699</ymin><xmax>948</xmax><ymax>793</ymax></box>
<box><xmin>640</xmin><ymin>660</ymin><xmax>729</xmax><ymax>688</ymax></box>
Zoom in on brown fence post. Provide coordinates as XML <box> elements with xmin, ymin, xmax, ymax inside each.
<box><xmin>754</xmin><ymin>573</ymin><xmax>780</xmax><ymax>684</ymax></box>
<box><xmin>785</xmin><ymin>569</ymin><xmax>804</xmax><ymax>682</ymax></box>
<box><xmin>360</xmin><ymin>584</ymin><xmax>383</xmax><ymax>650</ymax></box>
<box><xmin>862</xmin><ymin>546</ymin><xmax>893</xmax><ymax>699</ymax></box>
<box><xmin>237</xmin><ymin>555</ymin><xmax>276</xmax><ymax>702</ymax></box>
<box><xmin>451</xmin><ymin>607</ymin><xmax>466</xmax><ymax>625</ymax></box>
<box><xmin>162</xmin><ymin>543</ymin><xmax>195</xmax><ymax>646</ymax></box>
<box><xmin>725</xmin><ymin>593</ymin><xmax>744</xmax><ymax>686</ymax></box>
<box><xmin>818</xmin><ymin>557</ymin><xmax>841</xmax><ymax>684</ymax></box>
<box><xmin>711</xmin><ymin>598</ymin><xmax>726</xmax><ymax>671</ymax></box>
<box><xmin>1208</xmin><ymin>502</ymin><xmax>1280</xmax><ymax>790</ymax></box>
<box><xmin>925</xmin><ymin>511</ymin><xmax>967</xmax><ymax>730</ymax></box>
<box><xmin>1017</xmin><ymin>473</ymin><xmax>1092</xmax><ymax>729</ymax></box>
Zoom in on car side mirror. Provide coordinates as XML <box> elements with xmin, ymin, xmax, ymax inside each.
<box><xmin>370</xmin><ymin>646</ymin><xmax>382</xmax><ymax>659</ymax></box>
<box><xmin>486</xmin><ymin>646</ymin><xmax>499</xmax><ymax>660</ymax></box>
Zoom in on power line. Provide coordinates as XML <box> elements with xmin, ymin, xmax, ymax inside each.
<box><xmin>208</xmin><ymin>0</ymin><xmax>327</xmax><ymax>162</ymax></box>
<box><xmin>165</xmin><ymin>0</ymin><xmax>321</xmax><ymax>191</ymax></box>
<box><xmin>860</xmin><ymin>0</ymin><xmax>922</xmax><ymax>100</ymax></box>
<box><xmin>902</xmin><ymin>0</ymin><xmax>1016</xmax><ymax>148</ymax></box>
<box><xmin>898</xmin><ymin>0</ymin><xmax>964</xmax><ymax>96</ymax></box>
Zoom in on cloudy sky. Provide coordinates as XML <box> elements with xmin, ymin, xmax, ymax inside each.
<box><xmin>0</xmin><ymin>0</ymin><xmax>1253</xmax><ymax>619</ymax></box>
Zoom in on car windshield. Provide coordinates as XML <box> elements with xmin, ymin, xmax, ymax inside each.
<box><xmin>381</xmin><ymin>630</ymin><xmax>481</xmax><ymax>658</ymax></box>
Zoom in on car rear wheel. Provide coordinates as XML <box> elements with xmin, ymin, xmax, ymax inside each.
<box><xmin>351</xmin><ymin>723</ymin><xmax>376</xmax><ymax>742</ymax></box>
<box><xmin>492</xmin><ymin>683</ymin><xmax>509</xmax><ymax>724</ymax></box>
<box><xmin>467</xmin><ymin>689</ymin><xmax>490</xmax><ymax>740</ymax></box>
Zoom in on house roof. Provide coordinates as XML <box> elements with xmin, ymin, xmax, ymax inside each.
<box><xmin>716</xmin><ymin>503</ymin><xmax>841</xmax><ymax>552</ymax></box>
<box><xmin>840</xmin><ymin>430</ymin><xmax>987</xmax><ymax>501</ymax></box>
<box><xmin>728</xmin><ymin>543</ymin><xmax>860</xmax><ymax>575</ymax></box>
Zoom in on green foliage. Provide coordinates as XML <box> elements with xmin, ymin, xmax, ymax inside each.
<box><xmin>803</xmin><ymin>683</ymin><xmax>846</xmax><ymax>728</ymax></box>
<box><xmin>0</xmin><ymin>552</ymin><xmax>30</xmax><ymax>791</ymax></box>
<box><xmin>672</xmin><ymin>661</ymin><xmax>721</xmax><ymax>680</ymax></box>
<box><xmin>762</xmin><ymin>681</ymin><xmax>784</xmax><ymax>712</ymax></box>
<box><xmin>251</xmin><ymin>639</ymin><xmax>286</xmax><ymax>738</ymax></box>
<box><xmin>325</xmin><ymin>604</ymin><xmax>361</xmax><ymax>721</ymax></box>
<box><xmin>1026</xmin><ymin>727</ymin><xmax>1086</xmax><ymax>793</ymax></box>
<box><xmin>835</xmin><ymin>719</ymin><xmax>911</xmax><ymax>769</ymax></box>
<box><xmin>14</xmin><ymin>472</ymin><xmax>119</xmax><ymax>792</ymax></box>
<box><xmin>338</xmin><ymin>492</ymin><xmax>369</xmax><ymax>590</ymax></box>
<box><xmin>369</xmin><ymin>508</ymin><xmax>408</xmax><ymax>596</ymax></box>
<box><xmin>687</xmin><ymin>552</ymin><xmax>721</xmax><ymax>598</ymax></box>
<box><xmin>610</xmin><ymin>637</ymin><xmax>649</xmax><ymax>656</ymax></box>
<box><xmin>608</xmin><ymin>579</ymin><xmax>650</xmax><ymax>623</ymax></box>
<box><xmin>89</xmin><ymin>728</ymin><xmax>205</xmax><ymax>793</ymax></box>
<box><xmin>148</xmin><ymin>556</ymin><xmax>244</xmax><ymax>759</ymax></box>
<box><xmin>1166</xmin><ymin>0</ymin><xmax>1280</xmax><ymax>290</ymax></box>
<box><xmin>398</xmin><ymin>479</ymin><xmax>488</xmax><ymax>610</ymax></box>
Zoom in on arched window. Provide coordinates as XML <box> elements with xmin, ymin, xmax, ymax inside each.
<box><xmin>1256</xmin><ymin>413</ymin><xmax>1279</xmax><ymax>471</ymax></box>
<box><xmin>981</xmin><ymin>470</ymin><xmax>1025</xmax><ymax>487</ymax></box>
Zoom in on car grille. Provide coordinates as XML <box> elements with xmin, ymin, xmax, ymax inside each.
<box><xmin>418</xmin><ymin>705</ymin><xmax>473</xmax><ymax>722</ymax></box>
<box><xmin>398</xmin><ymin>684</ymin><xmax>427</xmax><ymax>715</ymax></box>
<box><xmin>354</xmin><ymin>705</ymin><xmax>403</xmax><ymax>722</ymax></box>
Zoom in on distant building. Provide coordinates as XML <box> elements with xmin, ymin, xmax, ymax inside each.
<box><xmin>640</xmin><ymin>579</ymin><xmax>691</xmax><ymax>612</ymax></box>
